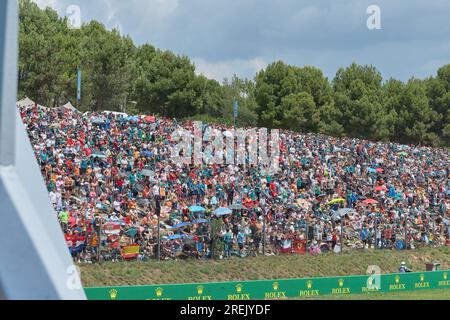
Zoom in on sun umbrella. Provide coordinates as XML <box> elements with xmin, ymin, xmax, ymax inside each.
<box><xmin>328</xmin><ymin>198</ymin><xmax>346</xmax><ymax>205</ymax></box>
<box><xmin>91</xmin><ymin>153</ymin><xmax>107</xmax><ymax>159</ymax></box>
<box><xmin>141</xmin><ymin>169</ymin><xmax>154</xmax><ymax>177</ymax></box>
<box><xmin>192</xmin><ymin>219</ymin><xmax>208</xmax><ymax>224</ymax></box>
<box><xmin>91</xmin><ymin>117</ymin><xmax>105</xmax><ymax>124</ymax></box>
<box><xmin>375</xmin><ymin>168</ymin><xmax>383</xmax><ymax>173</ymax></box>
<box><xmin>285</xmin><ymin>203</ymin><xmax>299</xmax><ymax>210</ymax></box>
<box><xmin>332</xmin><ymin>208</ymin><xmax>355</xmax><ymax>220</ymax></box>
<box><xmin>142</xmin><ymin>151</ymin><xmax>154</xmax><ymax>158</ymax></box>
<box><xmin>362</xmin><ymin>199</ymin><xmax>378</xmax><ymax>205</ymax></box>
<box><xmin>166</xmin><ymin>234</ymin><xmax>193</xmax><ymax>240</ymax></box>
<box><xmin>124</xmin><ymin>228</ymin><xmax>137</xmax><ymax>238</ymax></box>
<box><xmin>214</xmin><ymin>207</ymin><xmax>232</xmax><ymax>216</ymax></box>
<box><xmin>228</xmin><ymin>204</ymin><xmax>248</xmax><ymax>210</ymax></box>
<box><xmin>168</xmin><ymin>222</ymin><xmax>192</xmax><ymax>229</ymax></box>
<box><xmin>144</xmin><ymin>115</ymin><xmax>156</xmax><ymax>123</ymax></box>
<box><xmin>374</xmin><ymin>185</ymin><xmax>387</xmax><ymax>192</ymax></box>
<box><xmin>134</xmin><ymin>183</ymin><xmax>144</xmax><ymax>192</ymax></box>
<box><xmin>189</xmin><ymin>205</ymin><xmax>206</xmax><ymax>213</ymax></box>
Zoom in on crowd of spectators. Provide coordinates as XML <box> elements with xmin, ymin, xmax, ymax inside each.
<box><xmin>19</xmin><ymin>104</ymin><xmax>450</xmax><ymax>263</ymax></box>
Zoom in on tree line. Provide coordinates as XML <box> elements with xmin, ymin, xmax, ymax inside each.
<box><xmin>18</xmin><ymin>0</ymin><xmax>450</xmax><ymax>147</ymax></box>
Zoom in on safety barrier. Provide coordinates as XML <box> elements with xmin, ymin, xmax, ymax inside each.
<box><xmin>84</xmin><ymin>270</ymin><xmax>450</xmax><ymax>300</ymax></box>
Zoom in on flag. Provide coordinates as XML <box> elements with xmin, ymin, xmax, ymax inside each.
<box><xmin>77</xmin><ymin>67</ymin><xmax>81</xmax><ymax>101</ymax></box>
<box><xmin>65</xmin><ymin>234</ymin><xmax>73</xmax><ymax>248</ymax></box>
<box><xmin>107</xmin><ymin>235</ymin><xmax>120</xmax><ymax>248</ymax></box>
<box><xmin>103</xmin><ymin>222</ymin><xmax>121</xmax><ymax>235</ymax></box>
<box><xmin>280</xmin><ymin>239</ymin><xmax>292</xmax><ymax>254</ymax></box>
<box><xmin>293</xmin><ymin>239</ymin><xmax>306</xmax><ymax>254</ymax></box>
<box><xmin>72</xmin><ymin>235</ymin><xmax>86</xmax><ymax>254</ymax></box>
<box><xmin>122</xmin><ymin>244</ymin><xmax>140</xmax><ymax>259</ymax></box>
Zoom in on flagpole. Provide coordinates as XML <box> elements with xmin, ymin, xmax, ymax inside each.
<box><xmin>157</xmin><ymin>213</ymin><xmax>161</xmax><ymax>262</ymax></box>
<box><xmin>305</xmin><ymin>220</ymin><xmax>308</xmax><ymax>255</ymax></box>
<box><xmin>262</xmin><ymin>207</ymin><xmax>266</xmax><ymax>256</ymax></box>
<box><xmin>340</xmin><ymin>217</ymin><xmax>343</xmax><ymax>254</ymax></box>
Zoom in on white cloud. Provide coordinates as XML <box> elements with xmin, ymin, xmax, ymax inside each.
<box><xmin>32</xmin><ymin>0</ymin><xmax>60</xmax><ymax>10</ymax></box>
<box><xmin>103</xmin><ymin>0</ymin><xmax>122</xmax><ymax>33</ymax></box>
<box><xmin>193</xmin><ymin>57</ymin><xmax>268</xmax><ymax>82</ymax></box>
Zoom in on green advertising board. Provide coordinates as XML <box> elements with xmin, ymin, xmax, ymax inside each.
<box><xmin>84</xmin><ymin>270</ymin><xmax>450</xmax><ymax>300</ymax></box>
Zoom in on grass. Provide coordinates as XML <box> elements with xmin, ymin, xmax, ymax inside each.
<box><xmin>297</xmin><ymin>288</ymin><xmax>450</xmax><ymax>300</ymax></box>
<box><xmin>79</xmin><ymin>247</ymin><xmax>449</xmax><ymax>287</ymax></box>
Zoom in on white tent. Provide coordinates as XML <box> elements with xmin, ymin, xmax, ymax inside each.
<box><xmin>16</xmin><ymin>97</ymin><xmax>47</xmax><ymax>110</ymax></box>
<box><xmin>16</xmin><ymin>96</ymin><xmax>35</xmax><ymax>108</ymax></box>
<box><xmin>59</xmin><ymin>101</ymin><xmax>79</xmax><ymax>113</ymax></box>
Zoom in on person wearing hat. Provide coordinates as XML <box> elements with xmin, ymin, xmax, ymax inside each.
<box><xmin>399</xmin><ymin>261</ymin><xmax>411</xmax><ymax>273</ymax></box>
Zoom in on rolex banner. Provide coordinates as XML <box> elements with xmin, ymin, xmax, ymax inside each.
<box><xmin>84</xmin><ymin>270</ymin><xmax>450</xmax><ymax>300</ymax></box>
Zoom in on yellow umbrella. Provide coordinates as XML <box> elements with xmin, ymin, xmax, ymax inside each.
<box><xmin>328</xmin><ymin>198</ymin><xmax>346</xmax><ymax>205</ymax></box>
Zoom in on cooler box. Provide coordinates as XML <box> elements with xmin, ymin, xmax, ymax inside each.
<box><xmin>425</xmin><ymin>262</ymin><xmax>440</xmax><ymax>271</ymax></box>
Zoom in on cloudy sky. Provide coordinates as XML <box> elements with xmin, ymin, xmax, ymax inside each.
<box><xmin>32</xmin><ymin>0</ymin><xmax>450</xmax><ymax>82</ymax></box>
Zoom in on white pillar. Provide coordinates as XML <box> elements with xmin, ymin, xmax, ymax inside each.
<box><xmin>0</xmin><ymin>0</ymin><xmax>86</xmax><ymax>300</ymax></box>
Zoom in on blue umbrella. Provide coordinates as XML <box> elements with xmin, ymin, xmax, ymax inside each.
<box><xmin>189</xmin><ymin>205</ymin><xmax>206</xmax><ymax>213</ymax></box>
<box><xmin>142</xmin><ymin>151</ymin><xmax>154</xmax><ymax>158</ymax></box>
<box><xmin>126</xmin><ymin>116</ymin><xmax>139</xmax><ymax>122</ymax></box>
<box><xmin>168</xmin><ymin>222</ymin><xmax>192</xmax><ymax>229</ymax></box>
<box><xmin>192</xmin><ymin>219</ymin><xmax>208</xmax><ymax>224</ymax></box>
<box><xmin>214</xmin><ymin>207</ymin><xmax>232</xmax><ymax>216</ymax></box>
<box><xmin>166</xmin><ymin>234</ymin><xmax>193</xmax><ymax>240</ymax></box>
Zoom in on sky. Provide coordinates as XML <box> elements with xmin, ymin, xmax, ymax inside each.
<box><xmin>31</xmin><ymin>0</ymin><xmax>450</xmax><ymax>83</ymax></box>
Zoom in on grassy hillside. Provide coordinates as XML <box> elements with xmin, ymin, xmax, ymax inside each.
<box><xmin>79</xmin><ymin>247</ymin><xmax>449</xmax><ymax>287</ymax></box>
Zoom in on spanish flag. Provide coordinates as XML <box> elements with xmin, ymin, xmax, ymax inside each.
<box><xmin>121</xmin><ymin>244</ymin><xmax>140</xmax><ymax>260</ymax></box>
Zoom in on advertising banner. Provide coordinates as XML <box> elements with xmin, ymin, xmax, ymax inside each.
<box><xmin>84</xmin><ymin>270</ymin><xmax>449</xmax><ymax>300</ymax></box>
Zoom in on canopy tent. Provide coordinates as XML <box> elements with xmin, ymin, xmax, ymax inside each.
<box><xmin>59</xmin><ymin>102</ymin><xmax>79</xmax><ymax>113</ymax></box>
<box><xmin>16</xmin><ymin>97</ymin><xmax>46</xmax><ymax>110</ymax></box>
<box><xmin>16</xmin><ymin>96</ymin><xmax>35</xmax><ymax>108</ymax></box>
